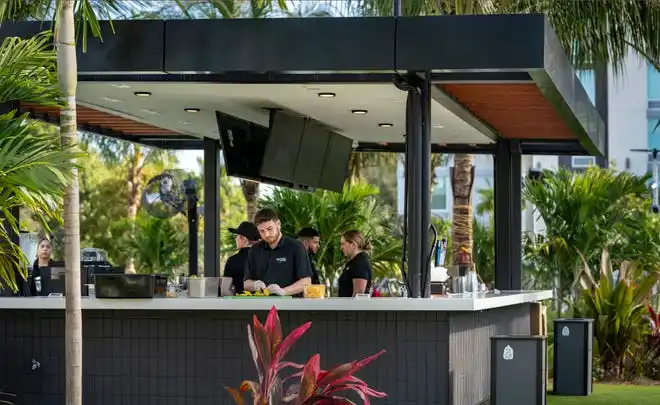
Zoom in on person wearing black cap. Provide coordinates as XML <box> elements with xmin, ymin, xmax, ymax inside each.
<box><xmin>244</xmin><ymin>208</ymin><xmax>312</xmax><ymax>296</ymax></box>
<box><xmin>297</xmin><ymin>227</ymin><xmax>321</xmax><ymax>285</ymax></box>
<box><xmin>225</xmin><ymin>221</ymin><xmax>260</xmax><ymax>294</ymax></box>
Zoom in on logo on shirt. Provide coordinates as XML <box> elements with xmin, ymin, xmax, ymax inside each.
<box><xmin>276</xmin><ymin>257</ymin><xmax>287</xmax><ymax>263</ymax></box>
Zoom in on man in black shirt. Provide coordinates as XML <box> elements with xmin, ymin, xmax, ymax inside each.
<box><xmin>297</xmin><ymin>227</ymin><xmax>321</xmax><ymax>285</ymax></box>
<box><xmin>224</xmin><ymin>221</ymin><xmax>260</xmax><ymax>294</ymax></box>
<box><xmin>244</xmin><ymin>208</ymin><xmax>312</xmax><ymax>296</ymax></box>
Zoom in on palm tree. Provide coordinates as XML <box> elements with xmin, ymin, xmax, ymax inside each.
<box><xmin>1</xmin><ymin>2</ymin><xmax>146</xmax><ymax>405</ymax></box>
<box><xmin>350</xmin><ymin>0</ymin><xmax>660</xmax><ymax>266</ymax></box>
<box><xmin>0</xmin><ymin>32</ymin><xmax>79</xmax><ymax>289</ymax></box>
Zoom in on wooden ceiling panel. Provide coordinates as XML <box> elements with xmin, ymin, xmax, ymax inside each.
<box><xmin>19</xmin><ymin>103</ymin><xmax>180</xmax><ymax>136</ymax></box>
<box><xmin>439</xmin><ymin>83</ymin><xmax>575</xmax><ymax>140</ymax></box>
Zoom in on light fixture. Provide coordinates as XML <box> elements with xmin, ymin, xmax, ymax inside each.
<box><xmin>351</xmin><ymin>109</ymin><xmax>368</xmax><ymax>115</ymax></box>
<box><xmin>378</xmin><ymin>123</ymin><xmax>393</xmax><ymax>128</ymax></box>
<box><xmin>134</xmin><ymin>91</ymin><xmax>152</xmax><ymax>97</ymax></box>
<box><xmin>140</xmin><ymin>109</ymin><xmax>160</xmax><ymax>115</ymax></box>
<box><xmin>433</xmin><ymin>124</ymin><xmax>445</xmax><ymax>129</ymax></box>
<box><xmin>317</xmin><ymin>92</ymin><xmax>336</xmax><ymax>98</ymax></box>
<box><xmin>102</xmin><ymin>97</ymin><xmax>122</xmax><ymax>103</ymax></box>
<box><xmin>111</xmin><ymin>84</ymin><xmax>131</xmax><ymax>89</ymax></box>
<box><xmin>184</xmin><ymin>108</ymin><xmax>201</xmax><ymax>113</ymax></box>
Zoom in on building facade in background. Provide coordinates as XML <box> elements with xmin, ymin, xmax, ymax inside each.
<box><xmin>397</xmin><ymin>49</ymin><xmax>655</xmax><ymax>233</ymax></box>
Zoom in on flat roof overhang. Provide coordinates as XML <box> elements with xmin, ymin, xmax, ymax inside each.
<box><xmin>1</xmin><ymin>14</ymin><xmax>605</xmax><ymax>155</ymax></box>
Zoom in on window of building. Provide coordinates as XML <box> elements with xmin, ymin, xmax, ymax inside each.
<box><xmin>571</xmin><ymin>156</ymin><xmax>596</xmax><ymax>168</ymax></box>
<box><xmin>576</xmin><ymin>69</ymin><xmax>595</xmax><ymax>104</ymax></box>
<box><xmin>648</xmin><ymin>118</ymin><xmax>660</xmax><ymax>150</ymax></box>
<box><xmin>648</xmin><ymin>64</ymin><xmax>660</xmax><ymax>100</ymax></box>
<box><xmin>431</xmin><ymin>177</ymin><xmax>448</xmax><ymax>211</ymax></box>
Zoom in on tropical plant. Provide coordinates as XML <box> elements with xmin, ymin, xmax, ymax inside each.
<box><xmin>260</xmin><ymin>182</ymin><xmax>402</xmax><ymax>285</ymax></box>
<box><xmin>0</xmin><ymin>32</ymin><xmax>79</xmax><ymax>290</ymax></box>
<box><xmin>226</xmin><ymin>306</ymin><xmax>386</xmax><ymax>405</ymax></box>
<box><xmin>119</xmin><ymin>214</ymin><xmax>188</xmax><ymax>276</ymax></box>
<box><xmin>641</xmin><ymin>303</ymin><xmax>660</xmax><ymax>380</ymax></box>
<box><xmin>573</xmin><ymin>249</ymin><xmax>660</xmax><ymax>380</ymax></box>
<box><xmin>523</xmin><ymin>167</ymin><xmax>654</xmax><ymax>308</ymax></box>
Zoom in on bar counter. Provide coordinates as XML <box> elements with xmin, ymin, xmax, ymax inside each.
<box><xmin>0</xmin><ymin>290</ymin><xmax>551</xmax><ymax>405</ymax></box>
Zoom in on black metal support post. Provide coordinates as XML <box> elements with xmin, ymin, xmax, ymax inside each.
<box><xmin>400</xmin><ymin>73</ymin><xmax>432</xmax><ymax>298</ymax></box>
<box><xmin>203</xmin><ymin>137</ymin><xmax>221</xmax><ymax>277</ymax></box>
<box><xmin>494</xmin><ymin>139</ymin><xmax>522</xmax><ymax>290</ymax></box>
<box><xmin>420</xmin><ymin>74</ymin><xmax>432</xmax><ymax>298</ymax></box>
<box><xmin>594</xmin><ymin>63</ymin><xmax>608</xmax><ymax>168</ymax></box>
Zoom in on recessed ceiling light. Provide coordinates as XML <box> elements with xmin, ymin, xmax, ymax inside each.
<box><xmin>134</xmin><ymin>91</ymin><xmax>151</xmax><ymax>97</ymax></box>
<box><xmin>184</xmin><ymin>108</ymin><xmax>201</xmax><ymax>113</ymax></box>
<box><xmin>140</xmin><ymin>109</ymin><xmax>160</xmax><ymax>115</ymax></box>
<box><xmin>433</xmin><ymin>124</ymin><xmax>445</xmax><ymax>129</ymax></box>
<box><xmin>351</xmin><ymin>109</ymin><xmax>368</xmax><ymax>115</ymax></box>
<box><xmin>102</xmin><ymin>97</ymin><xmax>122</xmax><ymax>103</ymax></box>
<box><xmin>318</xmin><ymin>92</ymin><xmax>336</xmax><ymax>98</ymax></box>
<box><xmin>378</xmin><ymin>123</ymin><xmax>393</xmax><ymax>128</ymax></box>
<box><xmin>112</xmin><ymin>84</ymin><xmax>131</xmax><ymax>89</ymax></box>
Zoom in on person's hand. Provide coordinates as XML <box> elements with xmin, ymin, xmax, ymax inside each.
<box><xmin>253</xmin><ymin>280</ymin><xmax>267</xmax><ymax>292</ymax></box>
<box><xmin>266</xmin><ymin>284</ymin><xmax>286</xmax><ymax>296</ymax></box>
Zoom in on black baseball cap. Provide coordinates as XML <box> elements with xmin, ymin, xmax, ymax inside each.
<box><xmin>228</xmin><ymin>222</ymin><xmax>260</xmax><ymax>242</ymax></box>
<box><xmin>297</xmin><ymin>227</ymin><xmax>320</xmax><ymax>238</ymax></box>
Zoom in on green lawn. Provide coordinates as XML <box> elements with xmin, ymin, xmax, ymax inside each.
<box><xmin>547</xmin><ymin>384</ymin><xmax>660</xmax><ymax>404</ymax></box>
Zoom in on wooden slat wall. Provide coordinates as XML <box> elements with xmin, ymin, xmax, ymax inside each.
<box><xmin>440</xmin><ymin>83</ymin><xmax>575</xmax><ymax>140</ymax></box>
<box><xmin>19</xmin><ymin>103</ymin><xmax>179</xmax><ymax>136</ymax></box>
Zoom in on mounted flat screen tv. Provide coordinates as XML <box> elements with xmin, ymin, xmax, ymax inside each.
<box><xmin>293</xmin><ymin>119</ymin><xmax>330</xmax><ymax>187</ymax></box>
<box><xmin>318</xmin><ymin>132</ymin><xmax>353</xmax><ymax>193</ymax></box>
<box><xmin>216</xmin><ymin>111</ymin><xmax>268</xmax><ymax>182</ymax></box>
<box><xmin>260</xmin><ymin>111</ymin><xmax>305</xmax><ymax>182</ymax></box>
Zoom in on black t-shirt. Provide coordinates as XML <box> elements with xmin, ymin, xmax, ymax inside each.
<box><xmin>308</xmin><ymin>252</ymin><xmax>321</xmax><ymax>285</ymax></box>
<box><xmin>245</xmin><ymin>235</ymin><xmax>313</xmax><ymax>288</ymax></box>
<box><xmin>337</xmin><ymin>252</ymin><xmax>372</xmax><ymax>297</ymax></box>
<box><xmin>224</xmin><ymin>247</ymin><xmax>250</xmax><ymax>294</ymax></box>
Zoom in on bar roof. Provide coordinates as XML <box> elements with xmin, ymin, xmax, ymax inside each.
<box><xmin>1</xmin><ymin>14</ymin><xmax>605</xmax><ymax>155</ymax></box>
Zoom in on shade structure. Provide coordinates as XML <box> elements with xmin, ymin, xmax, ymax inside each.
<box><xmin>0</xmin><ymin>14</ymin><xmax>606</xmax><ymax>292</ymax></box>
<box><xmin>1</xmin><ymin>14</ymin><xmax>603</xmax><ymax>155</ymax></box>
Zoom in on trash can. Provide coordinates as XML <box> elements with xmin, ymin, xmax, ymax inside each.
<box><xmin>553</xmin><ymin>318</ymin><xmax>593</xmax><ymax>396</ymax></box>
<box><xmin>491</xmin><ymin>335</ymin><xmax>547</xmax><ymax>405</ymax></box>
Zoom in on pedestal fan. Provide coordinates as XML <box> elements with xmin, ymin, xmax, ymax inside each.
<box><xmin>140</xmin><ymin>171</ymin><xmax>201</xmax><ymax>275</ymax></box>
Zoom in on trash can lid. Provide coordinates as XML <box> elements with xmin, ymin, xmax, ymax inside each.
<box><xmin>553</xmin><ymin>318</ymin><xmax>594</xmax><ymax>323</ymax></box>
<box><xmin>490</xmin><ymin>335</ymin><xmax>547</xmax><ymax>341</ymax></box>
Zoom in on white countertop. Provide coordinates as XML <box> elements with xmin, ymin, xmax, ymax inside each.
<box><xmin>0</xmin><ymin>290</ymin><xmax>552</xmax><ymax>312</ymax></box>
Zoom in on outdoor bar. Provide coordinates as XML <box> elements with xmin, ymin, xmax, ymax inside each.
<box><xmin>0</xmin><ymin>14</ymin><xmax>603</xmax><ymax>405</ymax></box>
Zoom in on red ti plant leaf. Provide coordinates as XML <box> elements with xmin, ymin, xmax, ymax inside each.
<box><xmin>649</xmin><ymin>304</ymin><xmax>660</xmax><ymax>336</ymax></box>
<box><xmin>253</xmin><ymin>315</ymin><xmax>273</xmax><ymax>372</ymax></box>
<box><xmin>247</xmin><ymin>324</ymin><xmax>265</xmax><ymax>385</ymax></box>
<box><xmin>273</xmin><ymin>321</ymin><xmax>312</xmax><ymax>364</ymax></box>
<box><xmin>239</xmin><ymin>380</ymin><xmax>260</xmax><ymax>397</ymax></box>
<box><xmin>225</xmin><ymin>387</ymin><xmax>246</xmax><ymax>405</ymax></box>
<box><xmin>318</xmin><ymin>350</ymin><xmax>386</xmax><ymax>388</ymax></box>
<box><xmin>265</xmin><ymin>306</ymin><xmax>283</xmax><ymax>351</ymax></box>
<box><xmin>297</xmin><ymin>354</ymin><xmax>321</xmax><ymax>403</ymax></box>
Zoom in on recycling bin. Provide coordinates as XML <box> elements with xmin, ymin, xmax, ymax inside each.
<box><xmin>490</xmin><ymin>335</ymin><xmax>547</xmax><ymax>405</ymax></box>
<box><xmin>553</xmin><ymin>318</ymin><xmax>593</xmax><ymax>396</ymax></box>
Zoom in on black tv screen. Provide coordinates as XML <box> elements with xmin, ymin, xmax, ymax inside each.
<box><xmin>319</xmin><ymin>132</ymin><xmax>353</xmax><ymax>193</ymax></box>
<box><xmin>293</xmin><ymin>120</ymin><xmax>330</xmax><ymax>187</ymax></box>
<box><xmin>216</xmin><ymin>111</ymin><xmax>269</xmax><ymax>182</ymax></box>
<box><xmin>260</xmin><ymin>112</ymin><xmax>305</xmax><ymax>183</ymax></box>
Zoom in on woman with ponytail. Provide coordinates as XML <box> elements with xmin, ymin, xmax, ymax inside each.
<box><xmin>337</xmin><ymin>230</ymin><xmax>373</xmax><ymax>297</ymax></box>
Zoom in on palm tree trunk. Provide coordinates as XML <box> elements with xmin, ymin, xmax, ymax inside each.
<box><xmin>241</xmin><ymin>180</ymin><xmax>259</xmax><ymax>221</ymax></box>
<box><xmin>57</xmin><ymin>2</ymin><xmax>82</xmax><ymax>405</ymax></box>
<box><xmin>451</xmin><ymin>154</ymin><xmax>474</xmax><ymax>265</ymax></box>
<box><xmin>124</xmin><ymin>147</ymin><xmax>145</xmax><ymax>274</ymax></box>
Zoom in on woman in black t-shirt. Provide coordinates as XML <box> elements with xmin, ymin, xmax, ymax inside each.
<box><xmin>29</xmin><ymin>238</ymin><xmax>54</xmax><ymax>296</ymax></box>
<box><xmin>337</xmin><ymin>230</ymin><xmax>373</xmax><ymax>297</ymax></box>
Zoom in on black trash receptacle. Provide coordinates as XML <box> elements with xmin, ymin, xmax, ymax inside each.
<box><xmin>491</xmin><ymin>335</ymin><xmax>547</xmax><ymax>405</ymax></box>
<box><xmin>553</xmin><ymin>318</ymin><xmax>593</xmax><ymax>396</ymax></box>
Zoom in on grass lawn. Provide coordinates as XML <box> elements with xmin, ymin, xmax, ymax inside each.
<box><xmin>547</xmin><ymin>384</ymin><xmax>660</xmax><ymax>404</ymax></box>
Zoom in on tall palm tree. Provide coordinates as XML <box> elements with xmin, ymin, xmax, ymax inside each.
<box><xmin>1</xmin><ymin>2</ymin><xmax>146</xmax><ymax>405</ymax></box>
<box><xmin>351</xmin><ymin>0</ymin><xmax>660</xmax><ymax>265</ymax></box>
